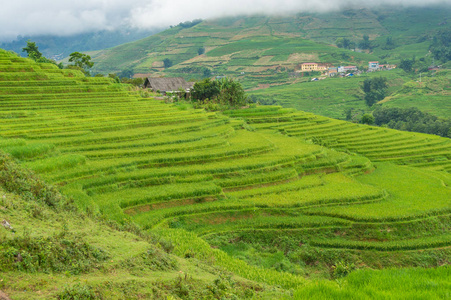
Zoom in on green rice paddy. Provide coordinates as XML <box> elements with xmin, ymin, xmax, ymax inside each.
<box><xmin>0</xmin><ymin>49</ymin><xmax>450</xmax><ymax>296</ymax></box>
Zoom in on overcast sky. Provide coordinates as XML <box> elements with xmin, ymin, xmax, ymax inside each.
<box><xmin>0</xmin><ymin>0</ymin><xmax>449</xmax><ymax>42</ymax></box>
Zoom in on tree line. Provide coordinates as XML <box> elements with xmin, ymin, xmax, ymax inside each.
<box><xmin>185</xmin><ymin>77</ymin><xmax>249</xmax><ymax>110</ymax></box>
<box><xmin>372</xmin><ymin>107</ymin><xmax>451</xmax><ymax>138</ymax></box>
<box><xmin>22</xmin><ymin>41</ymin><xmax>93</xmax><ymax>75</ymax></box>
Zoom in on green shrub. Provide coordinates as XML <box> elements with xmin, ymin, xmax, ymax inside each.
<box><xmin>0</xmin><ymin>152</ymin><xmax>63</xmax><ymax>207</ymax></box>
<box><xmin>58</xmin><ymin>283</ymin><xmax>102</xmax><ymax>300</ymax></box>
<box><xmin>0</xmin><ymin>232</ymin><xmax>109</xmax><ymax>274</ymax></box>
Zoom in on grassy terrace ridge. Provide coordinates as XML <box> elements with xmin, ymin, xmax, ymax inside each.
<box><xmin>0</xmin><ymin>49</ymin><xmax>450</xmax><ymax>298</ymax></box>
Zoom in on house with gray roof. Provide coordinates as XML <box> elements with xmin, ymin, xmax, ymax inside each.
<box><xmin>143</xmin><ymin>77</ymin><xmax>194</xmax><ymax>94</ymax></box>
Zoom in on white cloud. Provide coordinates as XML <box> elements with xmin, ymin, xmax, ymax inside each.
<box><xmin>0</xmin><ymin>0</ymin><xmax>449</xmax><ymax>42</ymax></box>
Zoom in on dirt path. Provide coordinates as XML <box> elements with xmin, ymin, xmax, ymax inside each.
<box><xmin>0</xmin><ymin>291</ymin><xmax>11</xmax><ymax>300</ymax></box>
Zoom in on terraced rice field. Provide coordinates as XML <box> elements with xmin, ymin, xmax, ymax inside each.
<box><xmin>0</xmin><ymin>49</ymin><xmax>449</xmax><ymax>281</ymax></box>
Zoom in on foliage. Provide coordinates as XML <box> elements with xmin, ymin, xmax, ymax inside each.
<box><xmin>430</xmin><ymin>28</ymin><xmax>451</xmax><ymax>63</ymax></box>
<box><xmin>121</xmin><ymin>77</ymin><xmax>144</xmax><ymax>87</ymax></box>
<box><xmin>373</xmin><ymin>106</ymin><xmax>451</xmax><ymax>137</ymax></box>
<box><xmin>382</xmin><ymin>36</ymin><xmax>396</xmax><ymax>50</ymax></box>
<box><xmin>362</xmin><ymin>76</ymin><xmax>388</xmax><ymax>106</ymax></box>
<box><xmin>399</xmin><ymin>57</ymin><xmax>415</xmax><ymax>72</ymax></box>
<box><xmin>68</xmin><ymin>52</ymin><xmax>94</xmax><ymax>72</ymax></box>
<box><xmin>22</xmin><ymin>41</ymin><xmax>42</xmax><ymax>60</ymax></box>
<box><xmin>0</xmin><ymin>232</ymin><xmax>109</xmax><ymax>274</ymax></box>
<box><xmin>360</xmin><ymin>113</ymin><xmax>375</xmax><ymax>125</ymax></box>
<box><xmin>191</xmin><ymin>77</ymin><xmax>248</xmax><ymax>108</ymax></box>
<box><xmin>0</xmin><ymin>152</ymin><xmax>63</xmax><ymax>207</ymax></box>
<box><xmin>203</xmin><ymin>68</ymin><xmax>212</xmax><ymax>78</ymax></box>
<box><xmin>197</xmin><ymin>46</ymin><xmax>205</xmax><ymax>55</ymax></box>
<box><xmin>177</xmin><ymin>19</ymin><xmax>202</xmax><ymax>28</ymax></box>
<box><xmin>162</xmin><ymin>58</ymin><xmax>173</xmax><ymax>69</ymax></box>
<box><xmin>191</xmin><ymin>78</ymin><xmax>221</xmax><ymax>101</ymax></box>
<box><xmin>331</xmin><ymin>260</ymin><xmax>356</xmax><ymax>279</ymax></box>
<box><xmin>117</xmin><ymin>68</ymin><xmax>134</xmax><ymax>79</ymax></box>
<box><xmin>21</xmin><ymin>41</ymin><xmax>62</xmax><ymax>67</ymax></box>
<box><xmin>358</xmin><ymin>34</ymin><xmax>372</xmax><ymax>50</ymax></box>
<box><xmin>216</xmin><ymin>77</ymin><xmax>249</xmax><ymax>107</ymax></box>
<box><xmin>57</xmin><ymin>283</ymin><xmax>101</xmax><ymax>300</ymax></box>
<box><xmin>335</xmin><ymin>38</ymin><xmax>354</xmax><ymax>50</ymax></box>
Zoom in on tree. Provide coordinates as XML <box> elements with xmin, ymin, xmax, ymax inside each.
<box><xmin>358</xmin><ymin>34</ymin><xmax>371</xmax><ymax>50</ymax></box>
<box><xmin>399</xmin><ymin>58</ymin><xmax>414</xmax><ymax>72</ymax></box>
<box><xmin>22</xmin><ymin>41</ymin><xmax>42</xmax><ymax>60</ymax></box>
<box><xmin>216</xmin><ymin>77</ymin><xmax>248</xmax><ymax>107</ymax></box>
<box><xmin>191</xmin><ymin>78</ymin><xmax>220</xmax><ymax>101</ymax></box>
<box><xmin>203</xmin><ymin>68</ymin><xmax>212</xmax><ymax>78</ymax></box>
<box><xmin>118</xmin><ymin>68</ymin><xmax>134</xmax><ymax>79</ymax></box>
<box><xmin>191</xmin><ymin>77</ymin><xmax>248</xmax><ymax>108</ymax></box>
<box><xmin>22</xmin><ymin>41</ymin><xmax>61</xmax><ymax>67</ymax></box>
<box><xmin>178</xmin><ymin>19</ymin><xmax>202</xmax><ymax>28</ymax></box>
<box><xmin>336</xmin><ymin>38</ymin><xmax>354</xmax><ymax>50</ymax></box>
<box><xmin>69</xmin><ymin>52</ymin><xmax>94</xmax><ymax>71</ymax></box>
<box><xmin>361</xmin><ymin>77</ymin><xmax>388</xmax><ymax>106</ymax></box>
<box><xmin>361</xmin><ymin>114</ymin><xmax>375</xmax><ymax>125</ymax></box>
<box><xmin>198</xmin><ymin>46</ymin><xmax>205</xmax><ymax>55</ymax></box>
<box><xmin>382</xmin><ymin>36</ymin><xmax>395</xmax><ymax>50</ymax></box>
<box><xmin>430</xmin><ymin>29</ymin><xmax>451</xmax><ymax>63</ymax></box>
<box><xmin>163</xmin><ymin>58</ymin><xmax>173</xmax><ymax>68</ymax></box>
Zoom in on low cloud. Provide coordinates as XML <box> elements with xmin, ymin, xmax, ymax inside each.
<box><xmin>1</xmin><ymin>0</ymin><xmax>449</xmax><ymax>42</ymax></box>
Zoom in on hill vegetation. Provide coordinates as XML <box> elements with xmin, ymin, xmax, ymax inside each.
<box><xmin>248</xmin><ymin>68</ymin><xmax>451</xmax><ymax>126</ymax></box>
<box><xmin>0</xmin><ymin>49</ymin><xmax>450</xmax><ymax>298</ymax></box>
<box><xmin>88</xmin><ymin>6</ymin><xmax>450</xmax><ymax>83</ymax></box>
<box><xmin>82</xmin><ymin>6</ymin><xmax>451</xmax><ymax>135</ymax></box>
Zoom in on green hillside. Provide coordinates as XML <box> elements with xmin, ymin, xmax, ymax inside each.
<box><xmin>90</xmin><ymin>6</ymin><xmax>450</xmax><ymax>85</ymax></box>
<box><xmin>248</xmin><ymin>69</ymin><xmax>451</xmax><ymax>121</ymax></box>
<box><xmin>87</xmin><ymin>6</ymin><xmax>451</xmax><ymax>125</ymax></box>
<box><xmin>0</xmin><ymin>49</ymin><xmax>450</xmax><ymax>298</ymax></box>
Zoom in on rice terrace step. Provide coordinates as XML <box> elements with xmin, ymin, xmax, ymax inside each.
<box><xmin>0</xmin><ymin>36</ymin><xmax>449</xmax><ymax>299</ymax></box>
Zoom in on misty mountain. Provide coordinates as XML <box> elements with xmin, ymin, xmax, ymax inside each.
<box><xmin>0</xmin><ymin>28</ymin><xmax>163</xmax><ymax>60</ymax></box>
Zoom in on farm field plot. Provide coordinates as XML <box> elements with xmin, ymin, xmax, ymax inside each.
<box><xmin>0</xmin><ymin>49</ymin><xmax>449</xmax><ymax>288</ymax></box>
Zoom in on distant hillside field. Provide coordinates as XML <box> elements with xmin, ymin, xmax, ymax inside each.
<box><xmin>85</xmin><ymin>6</ymin><xmax>451</xmax><ymax>125</ymax></box>
<box><xmin>0</xmin><ymin>49</ymin><xmax>450</xmax><ymax>298</ymax></box>
<box><xmin>89</xmin><ymin>6</ymin><xmax>450</xmax><ymax>86</ymax></box>
<box><xmin>248</xmin><ymin>69</ymin><xmax>451</xmax><ymax>121</ymax></box>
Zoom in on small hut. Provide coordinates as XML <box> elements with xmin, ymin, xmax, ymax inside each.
<box><xmin>143</xmin><ymin>77</ymin><xmax>194</xmax><ymax>95</ymax></box>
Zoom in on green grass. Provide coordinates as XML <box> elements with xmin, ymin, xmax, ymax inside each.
<box><xmin>0</xmin><ymin>154</ymin><xmax>279</xmax><ymax>300</ymax></box>
<box><xmin>249</xmin><ymin>69</ymin><xmax>408</xmax><ymax>119</ymax></box>
<box><xmin>1</xmin><ymin>48</ymin><xmax>450</xmax><ymax>299</ymax></box>
<box><xmin>291</xmin><ymin>266</ymin><xmax>451</xmax><ymax>300</ymax></box>
<box><xmin>305</xmin><ymin>163</ymin><xmax>451</xmax><ymax>221</ymax></box>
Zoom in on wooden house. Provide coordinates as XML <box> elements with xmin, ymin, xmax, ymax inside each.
<box><xmin>143</xmin><ymin>77</ymin><xmax>194</xmax><ymax>94</ymax></box>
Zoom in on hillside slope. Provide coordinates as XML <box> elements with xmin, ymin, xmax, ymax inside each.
<box><xmin>0</xmin><ymin>49</ymin><xmax>450</xmax><ymax>298</ymax></box>
<box><xmin>90</xmin><ymin>6</ymin><xmax>450</xmax><ymax>84</ymax></box>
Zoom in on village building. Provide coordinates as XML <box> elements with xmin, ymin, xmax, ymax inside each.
<box><xmin>328</xmin><ymin>67</ymin><xmax>338</xmax><ymax>77</ymax></box>
<box><xmin>143</xmin><ymin>77</ymin><xmax>194</xmax><ymax>95</ymax></box>
<box><xmin>301</xmin><ymin>62</ymin><xmax>318</xmax><ymax>71</ymax></box>
<box><xmin>300</xmin><ymin>63</ymin><xmax>328</xmax><ymax>72</ymax></box>
<box><xmin>338</xmin><ymin>66</ymin><xmax>358</xmax><ymax>73</ymax></box>
<box><xmin>368</xmin><ymin>61</ymin><xmax>380</xmax><ymax>70</ymax></box>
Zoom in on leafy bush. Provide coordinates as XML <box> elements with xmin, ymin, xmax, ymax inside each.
<box><xmin>191</xmin><ymin>77</ymin><xmax>248</xmax><ymax>109</ymax></box>
<box><xmin>0</xmin><ymin>232</ymin><xmax>109</xmax><ymax>274</ymax></box>
<box><xmin>58</xmin><ymin>283</ymin><xmax>102</xmax><ymax>300</ymax></box>
<box><xmin>0</xmin><ymin>152</ymin><xmax>63</xmax><ymax>207</ymax></box>
<box><xmin>331</xmin><ymin>260</ymin><xmax>356</xmax><ymax>279</ymax></box>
